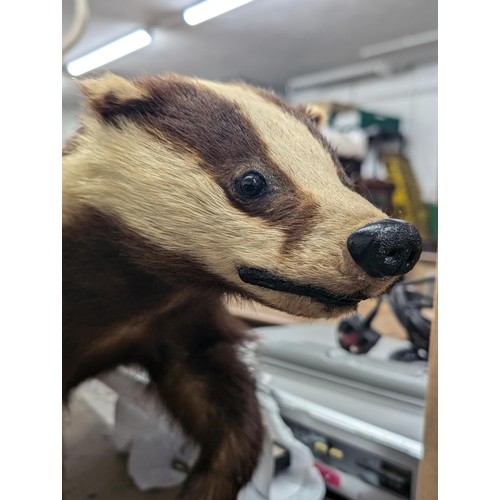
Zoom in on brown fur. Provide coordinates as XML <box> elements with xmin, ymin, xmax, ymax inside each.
<box><xmin>63</xmin><ymin>73</ymin><xmax>401</xmax><ymax>499</ymax></box>
<box><xmin>63</xmin><ymin>206</ymin><xmax>263</xmax><ymax>499</ymax></box>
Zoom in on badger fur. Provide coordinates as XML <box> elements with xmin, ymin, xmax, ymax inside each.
<box><xmin>63</xmin><ymin>73</ymin><xmax>421</xmax><ymax>500</ymax></box>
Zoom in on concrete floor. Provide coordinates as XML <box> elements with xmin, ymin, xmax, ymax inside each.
<box><xmin>63</xmin><ymin>380</ymin><xmax>342</xmax><ymax>500</ymax></box>
<box><xmin>63</xmin><ymin>380</ymin><xmax>181</xmax><ymax>500</ymax></box>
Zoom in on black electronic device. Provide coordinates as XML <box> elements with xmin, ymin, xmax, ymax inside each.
<box><xmin>338</xmin><ymin>297</ymin><xmax>382</xmax><ymax>354</ymax></box>
<box><xmin>284</xmin><ymin>418</ymin><xmax>413</xmax><ymax>499</ymax></box>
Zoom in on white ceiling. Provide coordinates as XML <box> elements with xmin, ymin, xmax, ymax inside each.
<box><xmin>62</xmin><ymin>0</ymin><xmax>437</xmax><ymax>107</ymax></box>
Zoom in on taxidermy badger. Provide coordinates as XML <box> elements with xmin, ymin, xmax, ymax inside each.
<box><xmin>63</xmin><ymin>73</ymin><xmax>422</xmax><ymax>499</ymax></box>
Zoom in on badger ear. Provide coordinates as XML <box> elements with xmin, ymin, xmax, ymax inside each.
<box><xmin>297</xmin><ymin>104</ymin><xmax>328</xmax><ymax>128</ymax></box>
<box><xmin>76</xmin><ymin>73</ymin><xmax>146</xmax><ymax>118</ymax></box>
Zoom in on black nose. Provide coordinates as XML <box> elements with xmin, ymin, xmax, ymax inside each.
<box><xmin>347</xmin><ymin>219</ymin><xmax>422</xmax><ymax>278</ymax></box>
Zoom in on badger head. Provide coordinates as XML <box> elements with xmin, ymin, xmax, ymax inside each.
<box><xmin>63</xmin><ymin>73</ymin><xmax>422</xmax><ymax>319</ymax></box>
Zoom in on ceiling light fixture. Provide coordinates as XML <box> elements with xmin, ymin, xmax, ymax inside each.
<box><xmin>66</xmin><ymin>29</ymin><xmax>152</xmax><ymax>76</ymax></box>
<box><xmin>359</xmin><ymin>30</ymin><xmax>438</xmax><ymax>59</ymax></box>
<box><xmin>286</xmin><ymin>60</ymin><xmax>392</xmax><ymax>92</ymax></box>
<box><xmin>183</xmin><ymin>0</ymin><xmax>254</xmax><ymax>26</ymax></box>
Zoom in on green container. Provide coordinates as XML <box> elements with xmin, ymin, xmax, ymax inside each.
<box><xmin>359</xmin><ymin>110</ymin><xmax>400</xmax><ymax>133</ymax></box>
<box><xmin>329</xmin><ymin>109</ymin><xmax>400</xmax><ymax>133</ymax></box>
<box><xmin>426</xmin><ymin>203</ymin><xmax>438</xmax><ymax>241</ymax></box>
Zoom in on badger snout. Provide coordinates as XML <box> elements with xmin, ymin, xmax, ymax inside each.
<box><xmin>347</xmin><ymin>219</ymin><xmax>422</xmax><ymax>278</ymax></box>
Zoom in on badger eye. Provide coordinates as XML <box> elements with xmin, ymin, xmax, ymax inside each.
<box><xmin>237</xmin><ymin>171</ymin><xmax>267</xmax><ymax>198</ymax></box>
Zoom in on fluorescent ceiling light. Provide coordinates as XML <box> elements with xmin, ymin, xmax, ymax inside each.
<box><xmin>360</xmin><ymin>30</ymin><xmax>438</xmax><ymax>59</ymax></box>
<box><xmin>287</xmin><ymin>60</ymin><xmax>391</xmax><ymax>92</ymax></box>
<box><xmin>66</xmin><ymin>29</ymin><xmax>152</xmax><ymax>76</ymax></box>
<box><xmin>183</xmin><ymin>0</ymin><xmax>254</xmax><ymax>26</ymax></box>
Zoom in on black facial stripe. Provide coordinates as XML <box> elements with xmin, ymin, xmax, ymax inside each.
<box><xmin>238</xmin><ymin>267</ymin><xmax>366</xmax><ymax>308</ymax></box>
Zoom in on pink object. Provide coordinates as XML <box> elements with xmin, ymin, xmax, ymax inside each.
<box><xmin>315</xmin><ymin>463</ymin><xmax>340</xmax><ymax>489</ymax></box>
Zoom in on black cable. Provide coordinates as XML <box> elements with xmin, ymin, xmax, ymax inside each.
<box><xmin>388</xmin><ymin>275</ymin><xmax>435</xmax><ymax>361</ymax></box>
<box><xmin>338</xmin><ymin>275</ymin><xmax>435</xmax><ymax>361</ymax></box>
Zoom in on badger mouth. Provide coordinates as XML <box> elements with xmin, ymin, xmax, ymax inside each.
<box><xmin>238</xmin><ymin>267</ymin><xmax>367</xmax><ymax>309</ymax></box>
